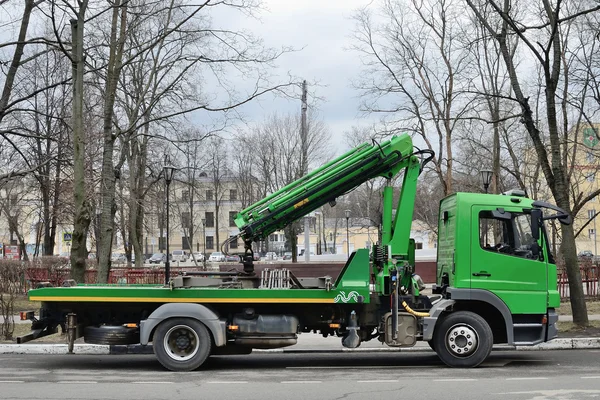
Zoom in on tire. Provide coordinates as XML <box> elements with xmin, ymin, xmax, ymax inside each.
<box><xmin>427</xmin><ymin>340</ymin><xmax>436</xmax><ymax>351</ymax></box>
<box><xmin>153</xmin><ymin>318</ymin><xmax>212</xmax><ymax>371</ymax></box>
<box><xmin>433</xmin><ymin>311</ymin><xmax>493</xmax><ymax>368</ymax></box>
<box><xmin>84</xmin><ymin>325</ymin><xmax>140</xmax><ymax>345</ymax></box>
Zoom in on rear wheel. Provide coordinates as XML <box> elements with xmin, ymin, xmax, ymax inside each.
<box><xmin>433</xmin><ymin>311</ymin><xmax>493</xmax><ymax>368</ymax></box>
<box><xmin>153</xmin><ymin>318</ymin><xmax>212</xmax><ymax>371</ymax></box>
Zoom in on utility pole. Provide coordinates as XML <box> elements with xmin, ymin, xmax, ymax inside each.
<box><xmin>301</xmin><ymin>80</ymin><xmax>310</xmax><ymax>262</ymax></box>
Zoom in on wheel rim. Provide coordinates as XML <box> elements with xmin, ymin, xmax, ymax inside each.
<box><xmin>445</xmin><ymin>323</ymin><xmax>478</xmax><ymax>357</ymax></box>
<box><xmin>163</xmin><ymin>325</ymin><xmax>200</xmax><ymax>361</ymax></box>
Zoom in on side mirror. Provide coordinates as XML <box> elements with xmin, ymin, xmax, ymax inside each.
<box><xmin>531</xmin><ymin>209</ymin><xmax>541</xmax><ymax>241</ymax></box>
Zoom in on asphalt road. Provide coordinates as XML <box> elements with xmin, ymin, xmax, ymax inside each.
<box><xmin>1</xmin><ymin>350</ymin><xmax>599</xmax><ymax>399</ymax></box>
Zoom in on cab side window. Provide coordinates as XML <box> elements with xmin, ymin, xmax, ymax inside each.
<box><xmin>479</xmin><ymin>211</ymin><xmax>536</xmax><ymax>259</ymax></box>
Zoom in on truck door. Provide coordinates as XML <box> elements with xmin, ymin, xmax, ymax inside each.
<box><xmin>470</xmin><ymin>206</ymin><xmax>548</xmax><ymax>314</ymax></box>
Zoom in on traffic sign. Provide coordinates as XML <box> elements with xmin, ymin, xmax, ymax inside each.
<box><xmin>63</xmin><ymin>232</ymin><xmax>73</xmax><ymax>242</ymax></box>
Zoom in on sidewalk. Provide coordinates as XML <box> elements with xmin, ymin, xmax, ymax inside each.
<box><xmin>1</xmin><ymin>316</ymin><xmax>600</xmax><ymax>355</ymax></box>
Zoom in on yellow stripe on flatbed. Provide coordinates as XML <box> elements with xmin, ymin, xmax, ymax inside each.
<box><xmin>29</xmin><ymin>296</ymin><xmax>336</xmax><ymax>303</ymax></box>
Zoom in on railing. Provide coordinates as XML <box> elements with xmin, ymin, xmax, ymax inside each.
<box><xmin>557</xmin><ymin>265</ymin><xmax>599</xmax><ymax>300</ymax></box>
<box><xmin>24</xmin><ymin>267</ymin><xmax>188</xmax><ymax>289</ymax></box>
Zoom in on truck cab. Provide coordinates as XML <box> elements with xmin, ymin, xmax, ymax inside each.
<box><xmin>435</xmin><ymin>191</ymin><xmax>565</xmax><ymax>350</ymax></box>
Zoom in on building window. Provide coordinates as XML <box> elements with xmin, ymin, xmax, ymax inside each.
<box><xmin>229</xmin><ymin>211</ymin><xmax>237</xmax><ymax>227</ymax></box>
<box><xmin>229</xmin><ymin>236</ymin><xmax>238</xmax><ymax>249</ymax></box>
<box><xmin>182</xmin><ymin>190</ymin><xmax>189</xmax><ymax>202</ymax></box>
<box><xmin>230</xmin><ymin>189</ymin><xmax>238</xmax><ymax>201</ymax></box>
<box><xmin>589</xmin><ymin>229</ymin><xmax>596</xmax><ymax>239</ymax></box>
<box><xmin>587</xmin><ymin>151</ymin><xmax>595</xmax><ymax>163</ymax></box>
<box><xmin>181</xmin><ymin>236</ymin><xmax>190</xmax><ymax>250</ymax></box>
<box><xmin>589</xmin><ymin>210</ymin><xmax>596</xmax><ymax>219</ymax></box>
<box><xmin>181</xmin><ymin>212</ymin><xmax>190</xmax><ymax>227</ymax></box>
<box><xmin>587</xmin><ymin>173</ymin><xmax>596</xmax><ymax>182</ymax></box>
<box><xmin>205</xmin><ymin>212</ymin><xmax>214</xmax><ymax>228</ymax></box>
<box><xmin>206</xmin><ymin>190</ymin><xmax>214</xmax><ymax>201</ymax></box>
<box><xmin>206</xmin><ymin>236</ymin><xmax>214</xmax><ymax>250</ymax></box>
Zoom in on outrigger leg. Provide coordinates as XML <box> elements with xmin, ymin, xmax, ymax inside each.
<box><xmin>242</xmin><ymin>239</ymin><xmax>255</xmax><ymax>274</ymax></box>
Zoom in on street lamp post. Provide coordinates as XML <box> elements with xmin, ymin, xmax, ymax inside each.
<box><xmin>201</xmin><ymin>218</ymin><xmax>206</xmax><ymax>269</ymax></box>
<box><xmin>593</xmin><ymin>210</ymin><xmax>598</xmax><ymax>258</ymax></box>
<box><xmin>345</xmin><ymin>209</ymin><xmax>351</xmax><ymax>257</ymax></box>
<box><xmin>163</xmin><ymin>162</ymin><xmax>177</xmax><ymax>285</ymax></box>
<box><xmin>315</xmin><ymin>211</ymin><xmax>321</xmax><ymax>255</ymax></box>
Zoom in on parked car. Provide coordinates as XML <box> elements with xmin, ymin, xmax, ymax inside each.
<box><xmin>225</xmin><ymin>254</ymin><xmax>239</xmax><ymax>262</ymax></box>
<box><xmin>148</xmin><ymin>253</ymin><xmax>166</xmax><ymax>264</ymax></box>
<box><xmin>265</xmin><ymin>251</ymin><xmax>277</xmax><ymax>260</ymax></box>
<box><xmin>111</xmin><ymin>253</ymin><xmax>127</xmax><ymax>263</ymax></box>
<box><xmin>282</xmin><ymin>252</ymin><xmax>292</xmax><ymax>260</ymax></box>
<box><xmin>208</xmin><ymin>252</ymin><xmax>225</xmax><ymax>262</ymax></box>
<box><xmin>578</xmin><ymin>250</ymin><xmax>594</xmax><ymax>258</ymax></box>
<box><xmin>191</xmin><ymin>252</ymin><xmax>205</xmax><ymax>262</ymax></box>
<box><xmin>171</xmin><ymin>250</ymin><xmax>189</xmax><ymax>262</ymax></box>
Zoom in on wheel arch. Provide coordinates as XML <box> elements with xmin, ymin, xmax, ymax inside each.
<box><xmin>139</xmin><ymin>303</ymin><xmax>226</xmax><ymax>347</ymax></box>
<box><xmin>447</xmin><ymin>288</ymin><xmax>513</xmax><ymax>344</ymax></box>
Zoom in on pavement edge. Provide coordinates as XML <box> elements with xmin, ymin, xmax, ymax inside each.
<box><xmin>1</xmin><ymin>338</ymin><xmax>600</xmax><ymax>355</ymax></box>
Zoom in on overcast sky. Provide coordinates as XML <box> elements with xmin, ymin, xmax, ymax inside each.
<box><xmin>219</xmin><ymin>0</ymin><xmax>377</xmax><ymax>155</ymax></box>
<box><xmin>0</xmin><ymin>0</ymin><xmax>379</xmax><ymax>155</ymax></box>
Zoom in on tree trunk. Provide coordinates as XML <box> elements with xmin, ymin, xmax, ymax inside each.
<box><xmin>97</xmin><ymin>0</ymin><xmax>128</xmax><ymax>283</ymax></box>
<box><xmin>69</xmin><ymin>3</ymin><xmax>90</xmax><ymax>283</ymax></box>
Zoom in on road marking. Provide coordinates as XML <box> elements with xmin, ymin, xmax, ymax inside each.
<box><xmin>206</xmin><ymin>381</ymin><xmax>247</xmax><ymax>384</ymax></box>
<box><xmin>57</xmin><ymin>381</ymin><xmax>98</xmax><ymax>384</ymax></box>
<box><xmin>281</xmin><ymin>381</ymin><xmax>322</xmax><ymax>384</ymax></box>
<box><xmin>287</xmin><ymin>365</ymin><xmax>433</xmax><ymax>369</ymax></box>
<box><xmin>0</xmin><ymin>380</ymin><xmax>25</xmax><ymax>383</ymax></box>
<box><xmin>357</xmin><ymin>380</ymin><xmax>399</xmax><ymax>383</ymax></box>
<box><xmin>506</xmin><ymin>377</ymin><xmax>548</xmax><ymax>381</ymax></box>
<box><xmin>581</xmin><ymin>376</ymin><xmax>600</xmax><ymax>379</ymax></box>
<box><xmin>434</xmin><ymin>378</ymin><xmax>477</xmax><ymax>382</ymax></box>
<box><xmin>131</xmin><ymin>381</ymin><xmax>174</xmax><ymax>384</ymax></box>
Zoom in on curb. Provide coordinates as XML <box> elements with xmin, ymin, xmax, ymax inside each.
<box><xmin>1</xmin><ymin>338</ymin><xmax>599</xmax><ymax>355</ymax></box>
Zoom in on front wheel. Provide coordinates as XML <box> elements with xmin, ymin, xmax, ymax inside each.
<box><xmin>153</xmin><ymin>318</ymin><xmax>212</xmax><ymax>371</ymax></box>
<box><xmin>433</xmin><ymin>311</ymin><xmax>493</xmax><ymax>368</ymax></box>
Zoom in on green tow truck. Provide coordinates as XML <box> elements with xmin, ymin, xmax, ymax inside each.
<box><xmin>22</xmin><ymin>133</ymin><xmax>571</xmax><ymax>371</ymax></box>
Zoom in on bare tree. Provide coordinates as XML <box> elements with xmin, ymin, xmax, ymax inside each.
<box><xmin>351</xmin><ymin>0</ymin><xmax>476</xmax><ymax>196</ymax></box>
<box><xmin>234</xmin><ymin>111</ymin><xmax>331</xmax><ymax>259</ymax></box>
<box><xmin>466</xmin><ymin>0</ymin><xmax>600</xmax><ymax>326</ymax></box>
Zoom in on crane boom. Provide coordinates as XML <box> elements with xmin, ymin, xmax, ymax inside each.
<box><xmin>233</xmin><ymin>133</ymin><xmax>433</xmax><ymax>274</ymax></box>
<box><xmin>235</xmin><ymin>134</ymin><xmax>417</xmax><ymax>241</ymax></box>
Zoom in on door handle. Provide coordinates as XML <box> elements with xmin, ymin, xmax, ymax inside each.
<box><xmin>472</xmin><ymin>272</ymin><xmax>491</xmax><ymax>277</ymax></box>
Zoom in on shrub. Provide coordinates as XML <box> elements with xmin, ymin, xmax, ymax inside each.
<box><xmin>0</xmin><ymin>260</ymin><xmax>27</xmax><ymax>340</ymax></box>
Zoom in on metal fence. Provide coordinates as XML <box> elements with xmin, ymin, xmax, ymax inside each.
<box><xmin>24</xmin><ymin>267</ymin><xmax>185</xmax><ymax>289</ymax></box>
<box><xmin>557</xmin><ymin>265</ymin><xmax>599</xmax><ymax>300</ymax></box>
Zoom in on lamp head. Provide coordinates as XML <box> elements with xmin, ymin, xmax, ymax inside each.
<box><xmin>480</xmin><ymin>169</ymin><xmax>493</xmax><ymax>192</ymax></box>
<box><xmin>163</xmin><ymin>164</ymin><xmax>177</xmax><ymax>184</ymax></box>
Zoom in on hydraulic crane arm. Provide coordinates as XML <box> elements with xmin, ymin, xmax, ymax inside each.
<box><xmin>233</xmin><ymin>134</ymin><xmax>432</xmax><ymax>262</ymax></box>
